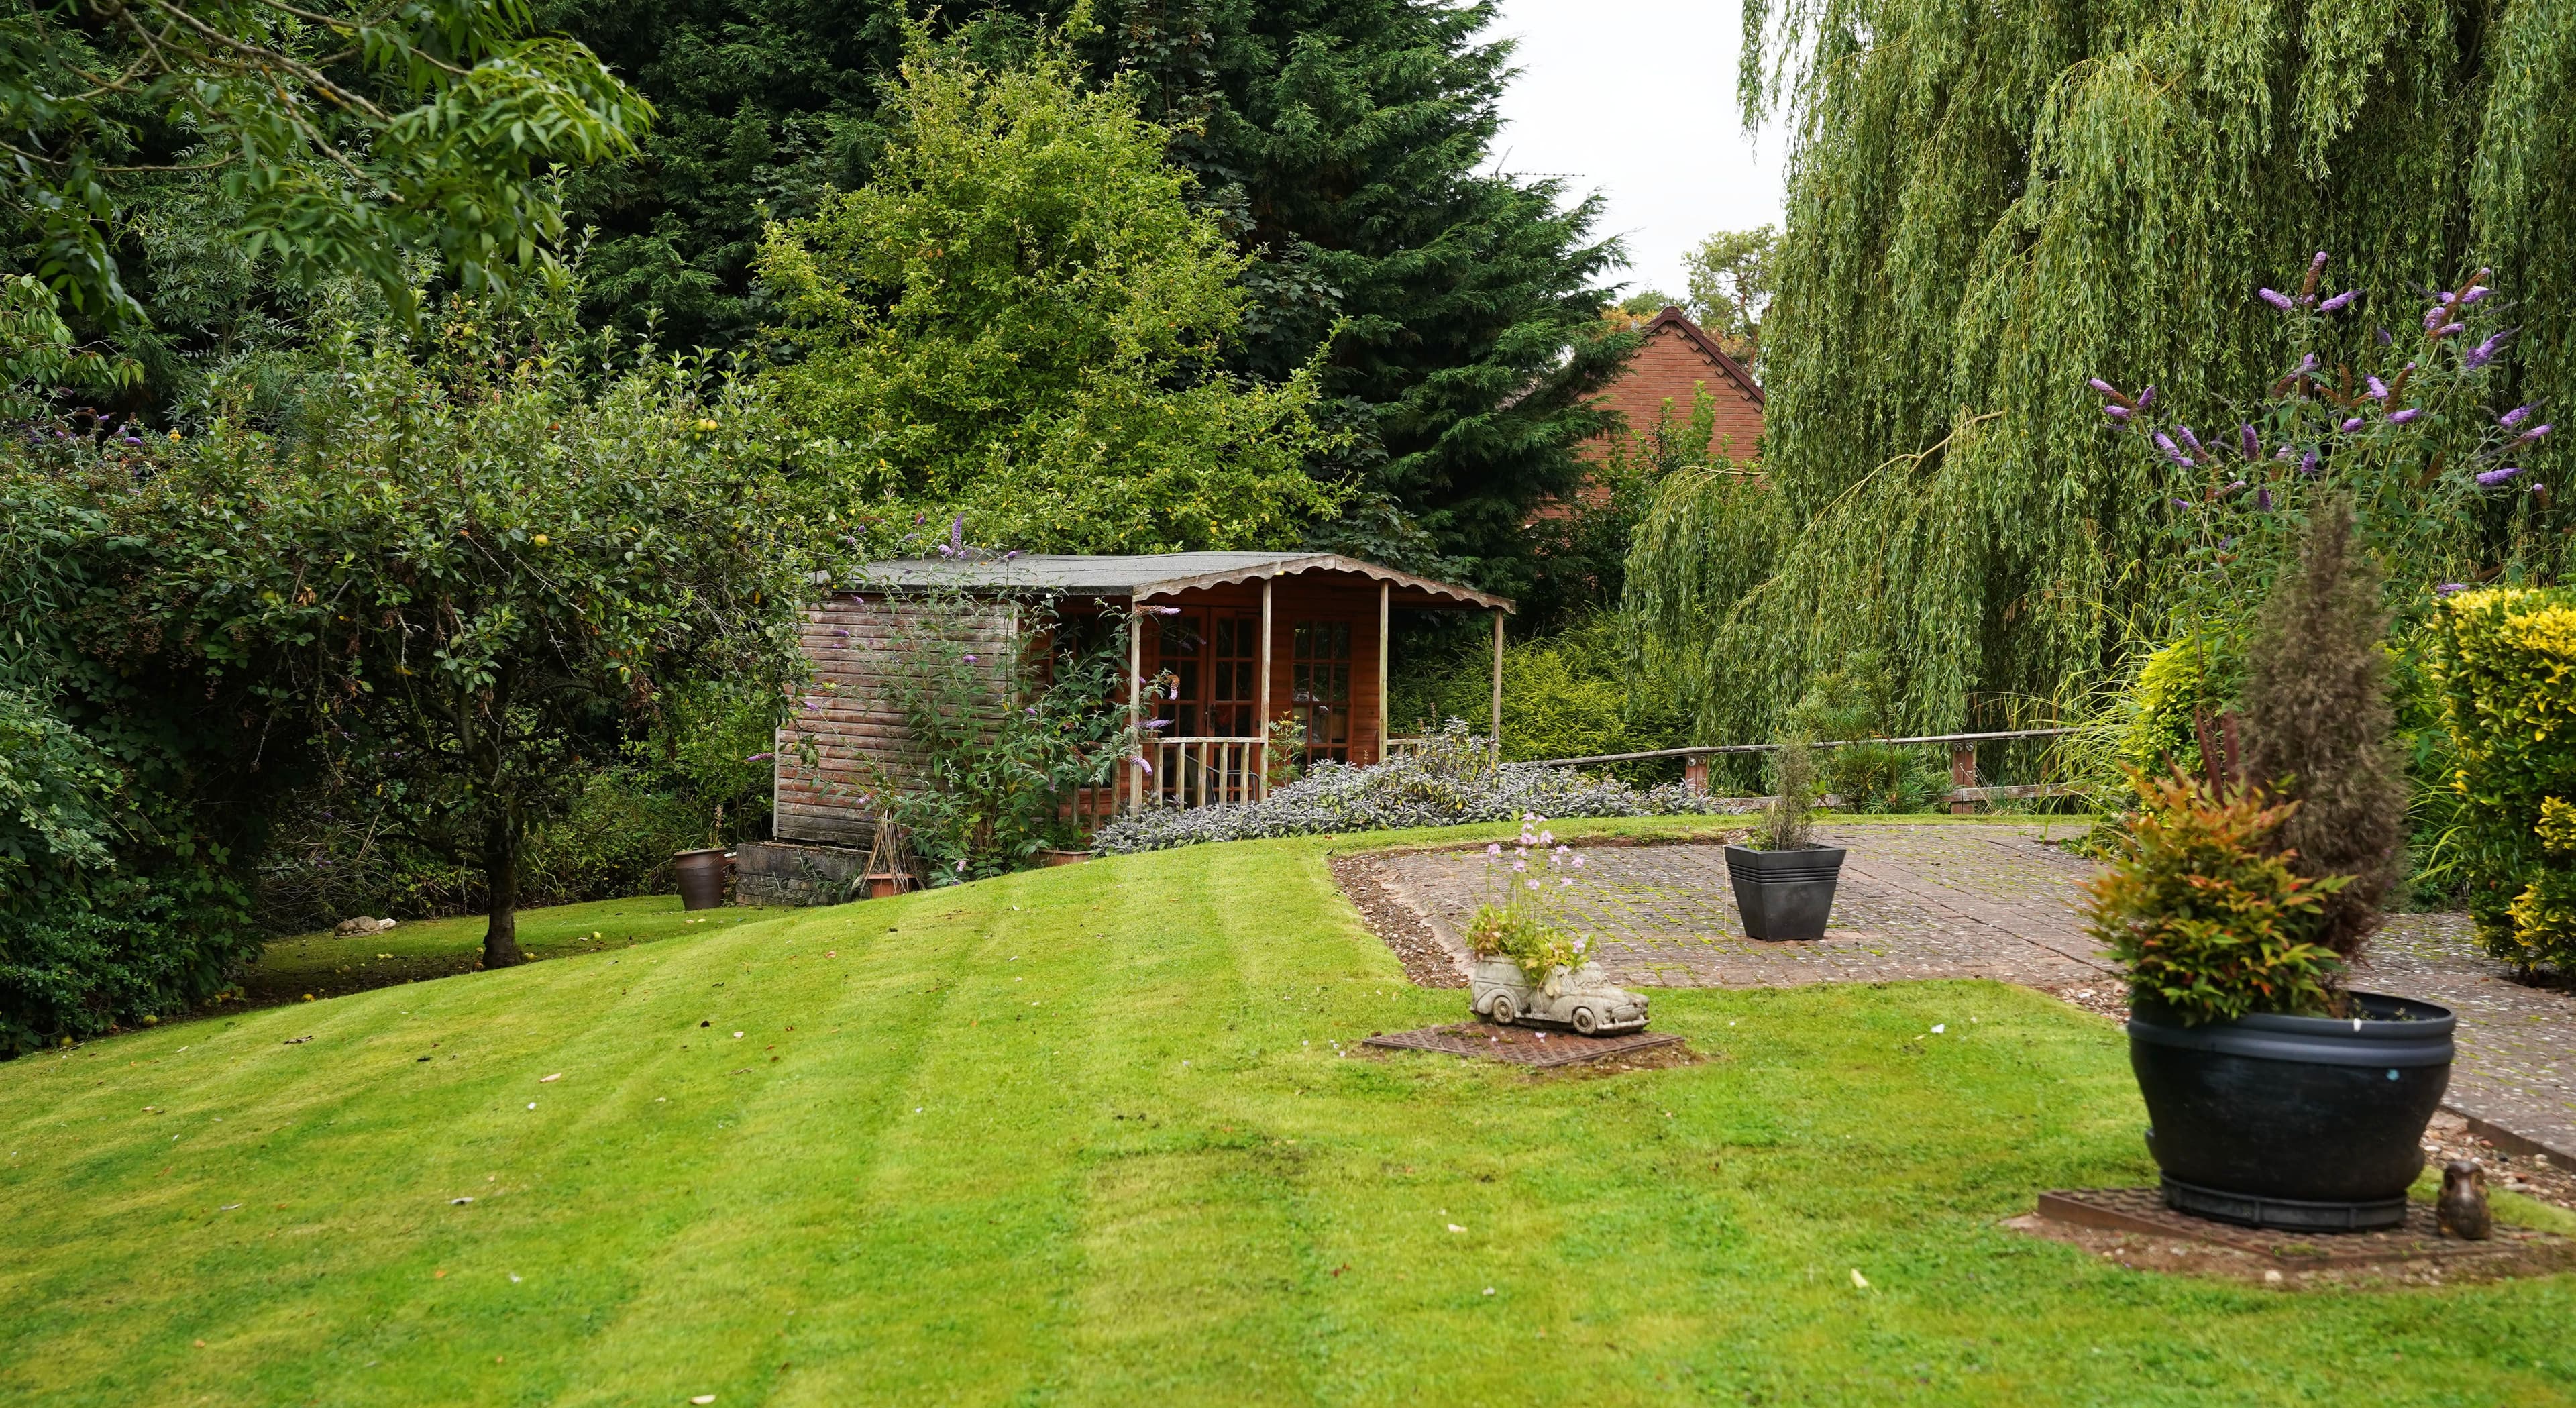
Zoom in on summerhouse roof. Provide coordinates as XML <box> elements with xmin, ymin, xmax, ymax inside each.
<box><xmin>837</xmin><ymin>552</ymin><xmax>1512</xmax><ymax>612</ymax></box>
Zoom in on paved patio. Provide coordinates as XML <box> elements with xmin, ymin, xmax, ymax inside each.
<box><xmin>1357</xmin><ymin>822</ymin><xmax>2576</xmax><ymax>1160</ymax></box>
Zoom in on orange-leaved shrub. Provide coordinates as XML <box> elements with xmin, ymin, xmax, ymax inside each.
<box><xmin>2084</xmin><ymin>771</ymin><xmax>2347</xmax><ymax>1024</ymax></box>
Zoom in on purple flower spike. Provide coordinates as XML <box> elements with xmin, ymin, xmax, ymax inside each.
<box><xmin>2310</xmin><ymin>251</ymin><xmax>2330</xmax><ymax>272</ymax></box>
<box><xmin>2501</xmin><ymin>404</ymin><xmax>2534</xmax><ymax>429</ymax></box>
<box><xmin>2387</xmin><ymin>408</ymin><xmax>2424</xmax><ymax>425</ymax></box>
<box><xmin>949</xmin><ymin>514</ymin><xmax>966</xmax><ymax>553</ymax></box>
<box><xmin>1004</xmin><ymin>549</ymin><xmax>1022</xmax><ymax>560</ymax></box>
<box><xmin>2171</xmin><ymin>498</ymin><xmax>2193</xmax><ymax>510</ymax></box>
<box><xmin>2240</xmin><ymin>425</ymin><xmax>2259</xmax><ymax>459</ymax></box>
<box><xmin>2340</xmin><ymin>417</ymin><xmax>2365</xmax><ymax>433</ymax></box>
<box><xmin>2154</xmin><ymin>432</ymin><xmax>2191</xmax><ymax>465</ymax></box>
<box><xmin>2298</xmin><ymin>451</ymin><xmax>2320</xmax><ymax>477</ymax></box>
<box><xmin>2104</xmin><ymin>406</ymin><xmax>2132</xmax><ymax>422</ymax></box>
<box><xmin>2436</xmin><ymin>322</ymin><xmax>2466</xmax><ymax>337</ymax></box>
<box><xmin>2461</xmin><ymin>286</ymin><xmax>2492</xmax><ymax>305</ymax></box>
<box><xmin>2376</xmin><ymin>327</ymin><xmax>2394</xmax><ymax>347</ymax></box>
<box><xmin>2318</xmin><ymin>290</ymin><xmax>2358</xmax><ymax>313</ymax></box>
<box><xmin>2477</xmin><ymin>466</ymin><xmax>2525</xmax><ymax>486</ymax></box>
<box><xmin>2088</xmin><ymin>378</ymin><xmax>2120</xmax><ymax>397</ymax></box>
<box><xmin>2178</xmin><ymin>425</ymin><xmax>2204</xmax><ymax>455</ymax></box>
<box><xmin>2259</xmin><ymin>288</ymin><xmax>2295</xmax><ymax>311</ymax></box>
<box><xmin>2516</xmin><ymin>424</ymin><xmax>2555</xmax><ymax>445</ymax></box>
<box><xmin>745</xmin><ymin>752</ymin><xmax>775</xmax><ymax>763</ymax></box>
<box><xmin>2367</xmin><ymin>376</ymin><xmax>2390</xmax><ymax>400</ymax></box>
<box><xmin>2223</xmin><ymin>480</ymin><xmax>2249</xmax><ymax>495</ymax></box>
<box><xmin>2256</xmin><ymin>488</ymin><xmax>2273</xmax><ymax>511</ymax></box>
<box><xmin>2436</xmin><ymin>584</ymin><xmax>2469</xmax><ymax>595</ymax></box>
<box><xmin>963</xmin><ymin>653</ymin><xmax>978</xmax><ymax>663</ymax></box>
<box><xmin>2296</xmin><ymin>353</ymin><xmax>2319</xmax><ymax>375</ymax></box>
<box><xmin>2137</xmin><ymin>386</ymin><xmax>2157</xmax><ymax>409</ymax></box>
<box><xmin>2463</xmin><ymin>330</ymin><xmax>2512</xmax><ymax>370</ymax></box>
<box><xmin>2425</xmin><ymin>305</ymin><xmax>2449</xmax><ymax>331</ymax></box>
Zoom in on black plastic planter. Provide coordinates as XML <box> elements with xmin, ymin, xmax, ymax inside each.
<box><xmin>1723</xmin><ymin>843</ymin><xmax>1846</xmax><ymax>941</ymax></box>
<box><xmin>2127</xmin><ymin>991</ymin><xmax>2455</xmax><ymax>1231</ymax></box>
<box><xmin>674</xmin><ymin>848</ymin><xmax>731</xmax><ymax>912</ymax></box>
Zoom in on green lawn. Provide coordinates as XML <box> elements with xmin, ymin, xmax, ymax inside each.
<box><xmin>240</xmin><ymin>896</ymin><xmax>787</xmax><ymax>1007</ymax></box>
<box><xmin>4</xmin><ymin>820</ymin><xmax>2571</xmax><ymax>1405</ymax></box>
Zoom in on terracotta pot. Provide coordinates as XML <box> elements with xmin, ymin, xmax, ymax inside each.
<box><xmin>674</xmin><ymin>849</ymin><xmax>730</xmax><ymax>911</ymax></box>
<box><xmin>867</xmin><ymin>876</ymin><xmax>912</xmax><ymax>900</ymax></box>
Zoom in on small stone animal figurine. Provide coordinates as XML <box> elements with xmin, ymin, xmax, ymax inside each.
<box><xmin>2437</xmin><ymin>1159</ymin><xmax>2493</xmax><ymax>1241</ymax></box>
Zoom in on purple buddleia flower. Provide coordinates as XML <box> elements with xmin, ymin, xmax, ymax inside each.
<box><xmin>2463</xmin><ymin>330</ymin><xmax>2512</xmax><ymax>370</ymax></box>
<box><xmin>2387</xmin><ymin>408</ymin><xmax>2423</xmax><ymax>425</ymax></box>
<box><xmin>1004</xmin><ymin>549</ymin><xmax>1022</xmax><ymax>560</ymax></box>
<box><xmin>2088</xmin><ymin>378</ymin><xmax>2121</xmax><ymax>398</ymax></box>
<box><xmin>2425</xmin><ymin>303</ymin><xmax>2451</xmax><ymax>331</ymax></box>
<box><xmin>2461</xmin><ymin>286</ymin><xmax>2493</xmax><ymax>305</ymax></box>
<box><xmin>2104</xmin><ymin>405</ymin><xmax>2132</xmax><ymax>422</ymax></box>
<box><xmin>2515</xmin><ymin>423</ymin><xmax>2555</xmax><ymax>445</ymax></box>
<box><xmin>2436</xmin><ymin>583</ymin><xmax>2469</xmax><ymax>595</ymax></box>
<box><xmin>2376</xmin><ymin>327</ymin><xmax>2394</xmax><ymax>347</ymax></box>
<box><xmin>2178</xmin><ymin>425</ymin><xmax>2204</xmax><ymax>455</ymax></box>
<box><xmin>1143</xmin><ymin>717</ymin><xmax>1170</xmax><ymax>730</ymax></box>
<box><xmin>2240</xmin><ymin>425</ymin><xmax>2259</xmax><ymax>459</ymax></box>
<box><xmin>2367</xmin><ymin>376</ymin><xmax>2390</xmax><ymax>400</ymax></box>
<box><xmin>2318</xmin><ymin>290</ymin><xmax>2358</xmax><ymax>313</ymax></box>
<box><xmin>2256</xmin><ymin>488</ymin><xmax>2273</xmax><ymax>511</ymax></box>
<box><xmin>2436</xmin><ymin>322</ymin><xmax>2466</xmax><ymax>337</ymax></box>
<box><xmin>2259</xmin><ymin>288</ymin><xmax>2295</xmax><ymax>311</ymax></box>
<box><xmin>1132</xmin><ymin>756</ymin><xmax>1154</xmax><ymax>775</ymax></box>
<box><xmin>2477</xmin><ymin>466</ymin><xmax>2524</xmax><ymax>486</ymax></box>
<box><xmin>2222</xmin><ymin>480</ymin><xmax>2249</xmax><ymax>496</ymax></box>
<box><xmin>2501</xmin><ymin>404</ymin><xmax>2535</xmax><ymax>429</ymax></box>
<box><xmin>2154</xmin><ymin>432</ymin><xmax>2190</xmax><ymax>465</ymax></box>
<box><xmin>2310</xmin><ymin>251</ymin><xmax>2330</xmax><ymax>274</ymax></box>
<box><xmin>2296</xmin><ymin>353</ymin><xmax>2319</xmax><ymax>375</ymax></box>
<box><xmin>745</xmin><ymin>752</ymin><xmax>775</xmax><ymax>763</ymax></box>
<box><xmin>949</xmin><ymin>514</ymin><xmax>966</xmax><ymax>553</ymax></box>
<box><xmin>2298</xmin><ymin>451</ymin><xmax>2320</xmax><ymax>476</ymax></box>
<box><xmin>2340</xmin><ymin>417</ymin><xmax>2364</xmax><ymax>433</ymax></box>
<box><xmin>2137</xmin><ymin>386</ymin><xmax>2156</xmax><ymax>409</ymax></box>
<box><xmin>2171</xmin><ymin>498</ymin><xmax>2192</xmax><ymax>510</ymax></box>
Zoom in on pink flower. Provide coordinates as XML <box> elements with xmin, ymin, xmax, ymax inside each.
<box><xmin>1511</xmin><ymin>859</ymin><xmax>1527</xmax><ymax>873</ymax></box>
<box><xmin>1560</xmin><ymin>878</ymin><xmax>1574</xmax><ymax>887</ymax></box>
<box><xmin>1570</xmin><ymin>855</ymin><xmax>1585</xmax><ymax>868</ymax></box>
<box><xmin>1525</xmin><ymin>879</ymin><xmax>1541</xmax><ymax>892</ymax></box>
<box><xmin>1486</xmin><ymin>843</ymin><xmax>1501</xmax><ymax>855</ymax></box>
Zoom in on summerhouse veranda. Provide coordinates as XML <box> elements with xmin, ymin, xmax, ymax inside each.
<box><xmin>738</xmin><ymin>553</ymin><xmax>1511</xmax><ymax>900</ymax></box>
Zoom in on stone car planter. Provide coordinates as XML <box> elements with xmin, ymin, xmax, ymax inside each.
<box><xmin>1470</xmin><ymin>958</ymin><xmax>1648</xmax><ymax>1036</ymax></box>
<box><xmin>1722</xmin><ymin>843</ymin><xmax>1847</xmax><ymax>940</ymax></box>
<box><xmin>2127</xmin><ymin>991</ymin><xmax>2455</xmax><ymax>1231</ymax></box>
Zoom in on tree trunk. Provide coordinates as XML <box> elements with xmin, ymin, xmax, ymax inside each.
<box><xmin>482</xmin><ymin>814</ymin><xmax>527</xmax><ymax>969</ymax></box>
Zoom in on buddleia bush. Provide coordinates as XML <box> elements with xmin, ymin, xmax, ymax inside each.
<box><xmin>2431</xmin><ymin>586</ymin><xmax>2576</xmax><ymax>971</ymax></box>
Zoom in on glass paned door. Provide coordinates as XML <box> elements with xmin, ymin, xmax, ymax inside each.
<box><xmin>1291</xmin><ymin>621</ymin><xmax>1352</xmax><ymax>764</ymax></box>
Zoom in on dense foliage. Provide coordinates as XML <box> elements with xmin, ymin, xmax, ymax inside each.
<box><xmin>755</xmin><ymin>35</ymin><xmax>1344</xmax><ymax>553</ymax></box>
<box><xmin>543</xmin><ymin>0</ymin><xmax>1629</xmax><ymax>590</ymax></box>
<box><xmin>2432</xmin><ymin>586</ymin><xmax>2576</xmax><ymax>971</ymax></box>
<box><xmin>1090</xmin><ymin>722</ymin><xmax>1733</xmax><ymax>854</ymax></box>
<box><xmin>2086</xmin><ymin>771</ymin><xmax>2345</xmax><ymax>1024</ymax></box>
<box><xmin>1633</xmin><ymin>1</ymin><xmax>2576</xmax><ymax>745</ymax></box>
<box><xmin>2</xmin><ymin>0</ymin><xmax>649</xmax><ymax>394</ymax></box>
<box><xmin>2239</xmin><ymin>498</ymin><xmax>2406</xmax><ymax>960</ymax></box>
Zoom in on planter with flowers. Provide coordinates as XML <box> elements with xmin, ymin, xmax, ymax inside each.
<box><xmin>2074</xmin><ymin>246</ymin><xmax>2557</xmax><ymax>1226</ymax></box>
<box><xmin>1464</xmin><ymin>816</ymin><xmax>1647</xmax><ymax>1035</ymax></box>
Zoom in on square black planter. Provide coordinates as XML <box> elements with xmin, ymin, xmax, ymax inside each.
<box><xmin>1723</xmin><ymin>843</ymin><xmax>1846</xmax><ymax>941</ymax></box>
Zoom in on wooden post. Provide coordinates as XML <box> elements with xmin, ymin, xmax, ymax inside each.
<box><xmin>1489</xmin><ymin>610</ymin><xmax>1505</xmax><ymax>763</ymax></box>
<box><xmin>1128</xmin><ymin>601</ymin><xmax>1144</xmax><ymax>813</ymax></box>
<box><xmin>1377</xmin><ymin>581</ymin><xmax>1391</xmax><ymax>764</ymax></box>
<box><xmin>1257</xmin><ymin>576</ymin><xmax>1274</xmax><ymax>799</ymax></box>
<box><xmin>1949</xmin><ymin>743</ymin><xmax>1977</xmax><ymax>814</ymax></box>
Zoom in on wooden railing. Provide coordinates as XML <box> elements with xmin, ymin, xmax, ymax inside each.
<box><xmin>1142</xmin><ymin>735</ymin><xmax>1267</xmax><ymax>810</ymax></box>
<box><xmin>1525</xmin><ymin>728</ymin><xmax>2085</xmax><ymax>816</ymax></box>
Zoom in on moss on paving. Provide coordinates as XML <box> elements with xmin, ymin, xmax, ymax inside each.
<box><xmin>3</xmin><ymin>822</ymin><xmax>2571</xmax><ymax>1405</ymax></box>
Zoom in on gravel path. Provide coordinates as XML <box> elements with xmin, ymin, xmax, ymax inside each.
<box><xmin>1352</xmin><ymin>822</ymin><xmax>2576</xmax><ymax>1160</ymax></box>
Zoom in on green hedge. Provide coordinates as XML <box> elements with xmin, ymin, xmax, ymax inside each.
<box><xmin>2432</xmin><ymin>587</ymin><xmax>2576</xmax><ymax>969</ymax></box>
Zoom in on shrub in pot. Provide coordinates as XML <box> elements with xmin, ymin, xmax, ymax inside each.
<box><xmin>1463</xmin><ymin>818</ymin><xmax>1648</xmax><ymax>1034</ymax></box>
<box><xmin>1725</xmin><ymin>735</ymin><xmax>1845</xmax><ymax>940</ymax></box>
<box><xmin>2088</xmin><ymin>499</ymin><xmax>2449</xmax><ymax>1231</ymax></box>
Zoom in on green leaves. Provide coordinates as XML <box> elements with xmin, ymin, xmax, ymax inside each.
<box><xmin>4</xmin><ymin>1</ymin><xmax>652</xmax><ymax>329</ymax></box>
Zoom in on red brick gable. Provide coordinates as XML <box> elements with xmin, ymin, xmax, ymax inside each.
<box><xmin>1588</xmin><ymin>307</ymin><xmax>1763</xmax><ymax>464</ymax></box>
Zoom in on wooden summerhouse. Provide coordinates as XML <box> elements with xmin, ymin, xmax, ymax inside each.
<box><xmin>770</xmin><ymin>553</ymin><xmax>1512</xmax><ymax>847</ymax></box>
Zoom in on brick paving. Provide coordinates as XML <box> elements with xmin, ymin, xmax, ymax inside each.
<box><xmin>1362</xmin><ymin>822</ymin><xmax>2576</xmax><ymax>1160</ymax></box>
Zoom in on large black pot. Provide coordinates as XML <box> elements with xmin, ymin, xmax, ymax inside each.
<box><xmin>674</xmin><ymin>848</ymin><xmax>731</xmax><ymax>912</ymax></box>
<box><xmin>2127</xmin><ymin>991</ymin><xmax>2454</xmax><ymax>1231</ymax></box>
<box><xmin>1723</xmin><ymin>843</ymin><xmax>1846</xmax><ymax>941</ymax></box>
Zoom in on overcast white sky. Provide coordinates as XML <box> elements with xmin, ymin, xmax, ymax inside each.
<box><xmin>1483</xmin><ymin>0</ymin><xmax>1787</xmax><ymax>303</ymax></box>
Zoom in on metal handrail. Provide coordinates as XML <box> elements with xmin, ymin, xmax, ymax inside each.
<box><xmin>1523</xmin><ymin>727</ymin><xmax>2078</xmax><ymax>769</ymax></box>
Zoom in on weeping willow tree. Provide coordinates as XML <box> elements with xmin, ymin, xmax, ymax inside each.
<box><xmin>1627</xmin><ymin>0</ymin><xmax>2576</xmax><ymax>745</ymax></box>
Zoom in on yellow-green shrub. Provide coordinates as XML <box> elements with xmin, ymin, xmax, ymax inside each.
<box><xmin>2431</xmin><ymin>587</ymin><xmax>2576</xmax><ymax>969</ymax></box>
